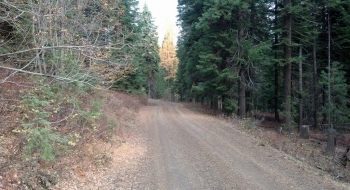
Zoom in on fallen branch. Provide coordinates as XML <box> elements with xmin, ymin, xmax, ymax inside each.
<box><xmin>0</xmin><ymin>65</ymin><xmax>95</xmax><ymax>86</ymax></box>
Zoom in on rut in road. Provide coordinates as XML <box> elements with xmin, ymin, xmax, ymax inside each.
<box><xmin>138</xmin><ymin>99</ymin><xmax>346</xmax><ymax>190</ymax></box>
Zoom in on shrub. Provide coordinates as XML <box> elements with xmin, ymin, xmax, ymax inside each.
<box><xmin>24</xmin><ymin>127</ymin><xmax>67</xmax><ymax>161</ymax></box>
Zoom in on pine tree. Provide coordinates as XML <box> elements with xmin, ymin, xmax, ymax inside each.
<box><xmin>282</xmin><ymin>0</ymin><xmax>293</xmax><ymax>128</ymax></box>
<box><xmin>111</xmin><ymin>1</ymin><xmax>164</xmax><ymax>97</ymax></box>
<box><xmin>289</xmin><ymin>0</ymin><xmax>318</xmax><ymax>130</ymax></box>
<box><xmin>111</xmin><ymin>0</ymin><xmax>144</xmax><ymax>93</ymax></box>
<box><xmin>176</xmin><ymin>0</ymin><xmax>206</xmax><ymax>102</ymax></box>
<box><xmin>138</xmin><ymin>4</ymin><xmax>163</xmax><ymax>98</ymax></box>
<box><xmin>319</xmin><ymin>62</ymin><xmax>349</xmax><ymax>126</ymax></box>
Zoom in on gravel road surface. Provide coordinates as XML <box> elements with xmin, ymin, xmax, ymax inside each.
<box><xmin>137</xmin><ymin>99</ymin><xmax>346</xmax><ymax>190</ymax></box>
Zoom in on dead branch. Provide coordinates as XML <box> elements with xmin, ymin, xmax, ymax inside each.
<box><xmin>0</xmin><ymin>65</ymin><xmax>96</xmax><ymax>86</ymax></box>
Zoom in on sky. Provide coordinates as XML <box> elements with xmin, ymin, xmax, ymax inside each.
<box><xmin>138</xmin><ymin>0</ymin><xmax>179</xmax><ymax>46</ymax></box>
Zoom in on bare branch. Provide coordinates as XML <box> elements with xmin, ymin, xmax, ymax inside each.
<box><xmin>0</xmin><ymin>65</ymin><xmax>95</xmax><ymax>86</ymax></box>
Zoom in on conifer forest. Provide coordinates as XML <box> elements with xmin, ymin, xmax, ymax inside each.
<box><xmin>1</xmin><ymin>0</ymin><xmax>350</xmax><ymax>188</ymax></box>
<box><xmin>175</xmin><ymin>0</ymin><xmax>350</xmax><ymax>130</ymax></box>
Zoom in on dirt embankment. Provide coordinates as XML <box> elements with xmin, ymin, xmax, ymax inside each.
<box><xmin>0</xmin><ymin>68</ymin><xmax>148</xmax><ymax>189</ymax></box>
<box><xmin>52</xmin><ymin>92</ymin><xmax>147</xmax><ymax>189</ymax></box>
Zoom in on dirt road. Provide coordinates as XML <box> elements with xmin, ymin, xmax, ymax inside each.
<box><xmin>138</xmin><ymin>100</ymin><xmax>346</xmax><ymax>190</ymax></box>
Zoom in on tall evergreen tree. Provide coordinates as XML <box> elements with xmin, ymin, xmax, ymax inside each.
<box><xmin>138</xmin><ymin>4</ymin><xmax>163</xmax><ymax>98</ymax></box>
<box><xmin>111</xmin><ymin>0</ymin><xmax>144</xmax><ymax>93</ymax></box>
<box><xmin>111</xmin><ymin>1</ymin><xmax>164</xmax><ymax>97</ymax></box>
<box><xmin>176</xmin><ymin>0</ymin><xmax>206</xmax><ymax>101</ymax></box>
<box><xmin>282</xmin><ymin>0</ymin><xmax>292</xmax><ymax>129</ymax></box>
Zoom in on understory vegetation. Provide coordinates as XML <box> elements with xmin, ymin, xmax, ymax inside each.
<box><xmin>0</xmin><ymin>74</ymin><xmax>143</xmax><ymax>188</ymax></box>
<box><xmin>0</xmin><ymin>0</ymin><xmax>165</xmax><ymax>188</ymax></box>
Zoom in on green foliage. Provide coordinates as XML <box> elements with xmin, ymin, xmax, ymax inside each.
<box><xmin>2</xmin><ymin>0</ymin><xmax>350</xmax><ymax>171</ymax></box>
<box><xmin>280</xmin><ymin>99</ymin><xmax>297</xmax><ymax>130</ymax></box>
<box><xmin>191</xmin><ymin>83</ymin><xmax>205</xmax><ymax>95</ymax></box>
<box><xmin>176</xmin><ymin>0</ymin><xmax>270</xmax><ymax>113</ymax></box>
<box><xmin>67</xmin><ymin>133</ymin><xmax>81</xmax><ymax>147</ymax></box>
<box><xmin>176</xmin><ymin>0</ymin><xmax>350</xmax><ymax>128</ymax></box>
<box><xmin>319</xmin><ymin>62</ymin><xmax>350</xmax><ymax>125</ymax></box>
<box><xmin>0</xmin><ymin>0</ymin><xmax>174</xmax><ymax>175</ymax></box>
<box><xmin>138</xmin><ymin>5</ymin><xmax>163</xmax><ymax>98</ymax></box>
<box><xmin>79</xmin><ymin>100</ymin><xmax>101</xmax><ymax>129</ymax></box>
<box><xmin>256</xmin><ymin>62</ymin><xmax>279</xmax><ymax>112</ymax></box>
<box><xmin>111</xmin><ymin>3</ymin><xmax>165</xmax><ymax>98</ymax></box>
<box><xmin>152</xmin><ymin>67</ymin><xmax>168</xmax><ymax>99</ymax></box>
<box><xmin>112</xmin><ymin>68</ymin><xmax>144</xmax><ymax>94</ymax></box>
<box><xmin>24</xmin><ymin>127</ymin><xmax>67</xmax><ymax>161</ymax></box>
<box><xmin>0</xmin><ymin>46</ymin><xmax>5</xmax><ymax>54</ymax></box>
<box><xmin>107</xmin><ymin>121</ymin><xmax>119</xmax><ymax>133</ymax></box>
<box><xmin>83</xmin><ymin>2</ymin><xmax>102</xmax><ymax>17</ymax></box>
<box><xmin>21</xmin><ymin>85</ymin><xmax>59</xmax><ymax>127</ymax></box>
<box><xmin>18</xmin><ymin>85</ymin><xmax>66</xmax><ymax>161</ymax></box>
<box><xmin>222</xmin><ymin>98</ymin><xmax>237</xmax><ymax>115</ymax></box>
<box><xmin>18</xmin><ymin>80</ymin><xmax>102</xmax><ymax>161</ymax></box>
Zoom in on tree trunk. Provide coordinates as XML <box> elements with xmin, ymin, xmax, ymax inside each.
<box><xmin>31</xmin><ymin>0</ymin><xmax>42</xmax><ymax>74</ymax></box>
<box><xmin>313</xmin><ymin>23</ymin><xmax>318</xmax><ymax>129</ymax></box>
<box><xmin>274</xmin><ymin>64</ymin><xmax>279</xmax><ymax>121</ymax></box>
<box><xmin>283</xmin><ymin>0</ymin><xmax>292</xmax><ymax>128</ymax></box>
<box><xmin>212</xmin><ymin>96</ymin><xmax>218</xmax><ymax>111</ymax></box>
<box><xmin>325</xmin><ymin>128</ymin><xmax>336</xmax><ymax>155</ymax></box>
<box><xmin>274</xmin><ymin>0</ymin><xmax>280</xmax><ymax>122</ymax></box>
<box><xmin>322</xmin><ymin>8</ymin><xmax>335</xmax><ymax>137</ymax></box>
<box><xmin>238</xmin><ymin>10</ymin><xmax>246</xmax><ymax>118</ymax></box>
<box><xmin>247</xmin><ymin>3</ymin><xmax>255</xmax><ymax>117</ymax></box>
<box><xmin>322</xmin><ymin>85</ymin><xmax>327</xmax><ymax>124</ymax></box>
<box><xmin>327</xmin><ymin>10</ymin><xmax>332</xmax><ymax>129</ymax></box>
<box><xmin>246</xmin><ymin>88</ymin><xmax>252</xmax><ymax>116</ymax></box>
<box><xmin>300</xmin><ymin>125</ymin><xmax>309</xmax><ymax>139</ymax></box>
<box><xmin>148</xmin><ymin>79</ymin><xmax>151</xmax><ymax>98</ymax></box>
<box><xmin>238</xmin><ymin>70</ymin><xmax>246</xmax><ymax>118</ymax></box>
<box><xmin>60</xmin><ymin>0</ymin><xmax>65</xmax><ymax>72</ymax></box>
<box><xmin>298</xmin><ymin>46</ymin><xmax>303</xmax><ymax>131</ymax></box>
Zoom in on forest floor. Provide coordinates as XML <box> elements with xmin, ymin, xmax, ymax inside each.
<box><xmin>1</xmin><ymin>72</ymin><xmax>350</xmax><ymax>189</ymax></box>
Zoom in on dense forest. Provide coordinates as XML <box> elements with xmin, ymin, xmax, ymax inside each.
<box><xmin>175</xmin><ymin>0</ymin><xmax>350</xmax><ymax>131</ymax></box>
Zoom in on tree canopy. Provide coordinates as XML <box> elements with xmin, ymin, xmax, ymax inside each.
<box><xmin>175</xmin><ymin>0</ymin><xmax>350</xmax><ymax>129</ymax></box>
